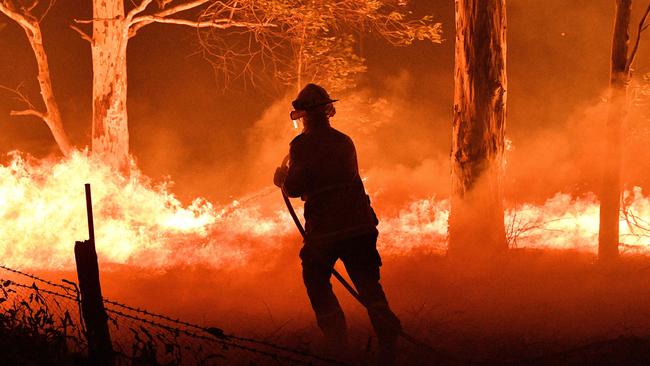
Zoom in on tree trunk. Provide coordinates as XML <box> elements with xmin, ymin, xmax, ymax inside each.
<box><xmin>449</xmin><ymin>0</ymin><xmax>507</xmax><ymax>257</ymax></box>
<box><xmin>598</xmin><ymin>0</ymin><xmax>632</xmax><ymax>261</ymax></box>
<box><xmin>0</xmin><ymin>3</ymin><xmax>73</xmax><ymax>156</ymax></box>
<box><xmin>26</xmin><ymin>25</ymin><xmax>73</xmax><ymax>156</ymax></box>
<box><xmin>91</xmin><ymin>0</ymin><xmax>130</xmax><ymax>172</ymax></box>
<box><xmin>295</xmin><ymin>19</ymin><xmax>307</xmax><ymax>93</ymax></box>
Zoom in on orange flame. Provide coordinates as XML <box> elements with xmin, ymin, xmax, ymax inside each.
<box><xmin>0</xmin><ymin>152</ymin><xmax>648</xmax><ymax>270</ymax></box>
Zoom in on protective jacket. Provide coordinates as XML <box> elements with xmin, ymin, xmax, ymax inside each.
<box><xmin>283</xmin><ymin>125</ymin><xmax>378</xmax><ymax>244</ymax></box>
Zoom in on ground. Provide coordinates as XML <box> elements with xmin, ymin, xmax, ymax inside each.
<box><xmin>32</xmin><ymin>249</ymin><xmax>650</xmax><ymax>365</ymax></box>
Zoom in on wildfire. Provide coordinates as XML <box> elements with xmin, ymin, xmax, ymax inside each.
<box><xmin>0</xmin><ymin>151</ymin><xmax>649</xmax><ymax>270</ymax></box>
<box><xmin>0</xmin><ymin>151</ymin><xmax>290</xmax><ymax>269</ymax></box>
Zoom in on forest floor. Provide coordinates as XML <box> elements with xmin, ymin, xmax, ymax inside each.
<box><xmin>38</xmin><ymin>249</ymin><xmax>650</xmax><ymax>365</ymax></box>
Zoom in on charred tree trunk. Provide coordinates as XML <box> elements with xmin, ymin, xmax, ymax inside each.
<box><xmin>449</xmin><ymin>0</ymin><xmax>507</xmax><ymax>257</ymax></box>
<box><xmin>91</xmin><ymin>0</ymin><xmax>130</xmax><ymax>172</ymax></box>
<box><xmin>598</xmin><ymin>0</ymin><xmax>632</xmax><ymax>261</ymax></box>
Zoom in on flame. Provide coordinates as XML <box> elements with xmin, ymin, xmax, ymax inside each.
<box><xmin>0</xmin><ymin>151</ymin><xmax>293</xmax><ymax>269</ymax></box>
<box><xmin>0</xmin><ymin>151</ymin><xmax>648</xmax><ymax>270</ymax></box>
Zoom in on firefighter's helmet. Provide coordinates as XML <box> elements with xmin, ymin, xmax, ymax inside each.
<box><xmin>292</xmin><ymin>84</ymin><xmax>338</xmax><ymax>111</ymax></box>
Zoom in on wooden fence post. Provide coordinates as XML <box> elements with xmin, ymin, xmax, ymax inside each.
<box><xmin>75</xmin><ymin>183</ymin><xmax>113</xmax><ymax>365</ymax></box>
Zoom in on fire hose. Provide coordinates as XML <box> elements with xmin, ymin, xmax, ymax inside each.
<box><xmin>278</xmin><ymin>156</ymin><xmax>445</xmax><ymax>359</ymax></box>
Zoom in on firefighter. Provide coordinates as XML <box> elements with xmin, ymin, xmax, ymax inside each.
<box><xmin>274</xmin><ymin>83</ymin><xmax>401</xmax><ymax>364</ymax></box>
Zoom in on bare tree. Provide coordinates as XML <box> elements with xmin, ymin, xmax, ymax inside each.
<box><xmin>66</xmin><ymin>0</ymin><xmax>281</xmax><ymax>171</ymax></box>
<box><xmin>70</xmin><ymin>0</ymin><xmax>442</xmax><ymax>170</ymax></box>
<box><xmin>3</xmin><ymin>0</ymin><xmax>441</xmax><ymax>171</ymax></box>
<box><xmin>599</xmin><ymin>2</ymin><xmax>649</xmax><ymax>261</ymax></box>
<box><xmin>0</xmin><ymin>0</ymin><xmax>73</xmax><ymax>156</ymax></box>
<box><xmin>267</xmin><ymin>0</ymin><xmax>442</xmax><ymax>93</ymax></box>
<box><xmin>448</xmin><ymin>0</ymin><xmax>507</xmax><ymax>257</ymax></box>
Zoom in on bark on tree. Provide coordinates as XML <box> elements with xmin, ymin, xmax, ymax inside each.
<box><xmin>598</xmin><ymin>0</ymin><xmax>632</xmax><ymax>261</ymax></box>
<box><xmin>91</xmin><ymin>0</ymin><xmax>130</xmax><ymax>172</ymax></box>
<box><xmin>0</xmin><ymin>2</ymin><xmax>73</xmax><ymax>156</ymax></box>
<box><xmin>79</xmin><ymin>0</ymin><xmax>439</xmax><ymax>170</ymax></box>
<box><xmin>449</xmin><ymin>0</ymin><xmax>507</xmax><ymax>257</ymax></box>
<box><xmin>25</xmin><ymin>24</ymin><xmax>73</xmax><ymax>156</ymax></box>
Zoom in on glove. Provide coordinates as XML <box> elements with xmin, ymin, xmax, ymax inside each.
<box><xmin>273</xmin><ymin>166</ymin><xmax>288</xmax><ymax>188</ymax></box>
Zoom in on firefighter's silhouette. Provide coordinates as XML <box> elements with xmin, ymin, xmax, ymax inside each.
<box><xmin>274</xmin><ymin>84</ymin><xmax>401</xmax><ymax>363</ymax></box>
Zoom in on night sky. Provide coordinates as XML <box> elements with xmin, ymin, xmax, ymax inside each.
<box><xmin>1</xmin><ymin>0</ymin><xmax>648</xmax><ymax>203</ymax></box>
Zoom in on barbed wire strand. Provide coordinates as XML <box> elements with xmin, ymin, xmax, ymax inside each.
<box><xmin>105</xmin><ymin>307</ymin><xmax>313</xmax><ymax>365</ymax></box>
<box><xmin>103</xmin><ymin>297</ymin><xmax>346</xmax><ymax>365</ymax></box>
<box><xmin>0</xmin><ymin>264</ymin><xmax>345</xmax><ymax>365</ymax></box>
<box><xmin>7</xmin><ymin>280</ymin><xmax>79</xmax><ymax>302</ymax></box>
<box><xmin>0</xmin><ymin>264</ymin><xmax>76</xmax><ymax>292</ymax></box>
<box><xmin>6</xmin><ymin>277</ymin><xmax>315</xmax><ymax>364</ymax></box>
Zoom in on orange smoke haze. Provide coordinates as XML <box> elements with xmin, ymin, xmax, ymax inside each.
<box><xmin>1</xmin><ymin>1</ymin><xmax>650</xmax><ymax>362</ymax></box>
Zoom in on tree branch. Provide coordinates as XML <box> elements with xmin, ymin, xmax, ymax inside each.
<box><xmin>0</xmin><ymin>83</ymin><xmax>37</xmax><ymax>111</ymax></box>
<box><xmin>128</xmin><ymin>0</ymin><xmax>210</xmax><ymax>36</ymax></box>
<box><xmin>70</xmin><ymin>24</ymin><xmax>93</xmax><ymax>43</ymax></box>
<box><xmin>627</xmin><ymin>4</ymin><xmax>650</xmax><ymax>71</ymax></box>
<box><xmin>129</xmin><ymin>15</ymin><xmax>274</xmax><ymax>38</ymax></box>
<box><xmin>126</xmin><ymin>0</ymin><xmax>154</xmax><ymax>22</ymax></box>
<box><xmin>26</xmin><ymin>0</ymin><xmax>38</xmax><ymax>12</ymax></box>
<box><xmin>10</xmin><ymin>108</ymin><xmax>47</xmax><ymax>121</ymax></box>
<box><xmin>149</xmin><ymin>0</ymin><xmax>209</xmax><ymax>20</ymax></box>
<box><xmin>0</xmin><ymin>84</ymin><xmax>48</xmax><ymax>123</ymax></box>
<box><xmin>39</xmin><ymin>0</ymin><xmax>55</xmax><ymax>22</ymax></box>
<box><xmin>133</xmin><ymin>15</ymin><xmax>270</xmax><ymax>28</ymax></box>
<box><xmin>0</xmin><ymin>1</ymin><xmax>36</xmax><ymax>32</ymax></box>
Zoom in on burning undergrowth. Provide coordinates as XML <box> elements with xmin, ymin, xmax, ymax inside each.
<box><xmin>0</xmin><ymin>151</ymin><xmax>292</xmax><ymax>269</ymax></box>
<box><xmin>1</xmin><ymin>150</ymin><xmax>649</xmax><ymax>272</ymax></box>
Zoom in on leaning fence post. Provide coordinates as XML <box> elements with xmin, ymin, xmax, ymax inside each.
<box><xmin>75</xmin><ymin>183</ymin><xmax>113</xmax><ymax>365</ymax></box>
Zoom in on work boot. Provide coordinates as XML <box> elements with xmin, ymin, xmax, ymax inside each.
<box><xmin>367</xmin><ymin>302</ymin><xmax>401</xmax><ymax>365</ymax></box>
<box><xmin>317</xmin><ymin>309</ymin><xmax>349</xmax><ymax>356</ymax></box>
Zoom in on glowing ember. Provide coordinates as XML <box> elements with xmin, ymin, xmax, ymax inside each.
<box><xmin>0</xmin><ymin>152</ymin><xmax>649</xmax><ymax>270</ymax></box>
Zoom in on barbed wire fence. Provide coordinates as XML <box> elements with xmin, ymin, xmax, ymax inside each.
<box><xmin>0</xmin><ymin>264</ymin><xmax>347</xmax><ymax>366</ymax></box>
<box><xmin>0</xmin><ymin>266</ymin><xmax>86</xmax><ymax>364</ymax></box>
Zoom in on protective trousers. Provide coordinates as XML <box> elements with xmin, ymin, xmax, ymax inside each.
<box><xmin>300</xmin><ymin>233</ymin><xmax>401</xmax><ymax>352</ymax></box>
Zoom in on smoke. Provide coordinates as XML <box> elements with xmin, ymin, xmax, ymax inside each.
<box><xmin>1</xmin><ymin>2</ymin><xmax>650</xmax><ymax>358</ymax></box>
<box><xmin>239</xmin><ymin>72</ymin><xmax>451</xmax><ymax>211</ymax></box>
<box><xmin>238</xmin><ymin>68</ymin><xmax>650</xmax><ymax>208</ymax></box>
<box><xmin>504</xmin><ymin>97</ymin><xmax>610</xmax><ymax>203</ymax></box>
<box><xmin>1</xmin><ymin>3</ymin><xmax>650</xmax><ymax>363</ymax></box>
